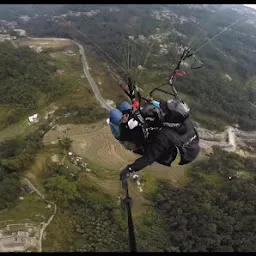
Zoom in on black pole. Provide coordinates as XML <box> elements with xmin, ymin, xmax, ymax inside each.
<box><xmin>122</xmin><ymin>181</ymin><xmax>137</xmax><ymax>252</ymax></box>
<box><xmin>125</xmin><ymin>196</ymin><xmax>137</xmax><ymax>252</ymax></box>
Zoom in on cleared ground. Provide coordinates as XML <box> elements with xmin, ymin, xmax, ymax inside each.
<box><xmin>43</xmin><ymin>121</ymin><xmax>188</xmax><ymax>187</ymax></box>
<box><xmin>0</xmin><ymin>194</ymin><xmax>52</xmax><ymax>225</ymax></box>
<box><xmin>17</xmin><ymin>39</ymin><xmax>72</xmax><ymax>49</ymax></box>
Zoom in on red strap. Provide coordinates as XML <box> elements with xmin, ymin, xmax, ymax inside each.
<box><xmin>132</xmin><ymin>100</ymin><xmax>140</xmax><ymax>110</ymax></box>
<box><xmin>174</xmin><ymin>71</ymin><xmax>186</xmax><ymax>78</ymax></box>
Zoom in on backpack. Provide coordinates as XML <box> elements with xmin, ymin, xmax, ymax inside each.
<box><xmin>163</xmin><ymin>119</ymin><xmax>200</xmax><ymax>165</ymax></box>
<box><xmin>160</xmin><ymin>99</ymin><xmax>190</xmax><ymax>123</ymax></box>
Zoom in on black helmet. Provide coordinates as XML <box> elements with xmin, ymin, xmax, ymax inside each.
<box><xmin>160</xmin><ymin>99</ymin><xmax>190</xmax><ymax>123</ymax></box>
<box><xmin>140</xmin><ymin>102</ymin><xmax>163</xmax><ymax>127</ymax></box>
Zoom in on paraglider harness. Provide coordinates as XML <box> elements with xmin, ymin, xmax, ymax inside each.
<box><xmin>118</xmin><ymin>46</ymin><xmax>202</xmax><ymax>140</ymax></box>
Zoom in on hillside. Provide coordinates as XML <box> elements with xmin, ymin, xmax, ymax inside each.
<box><xmin>0</xmin><ymin>38</ymin><xmax>109</xmax><ymax>252</ymax></box>
<box><xmin>17</xmin><ymin>4</ymin><xmax>256</xmax><ymax>130</ymax></box>
<box><xmin>0</xmin><ymin>5</ymin><xmax>255</xmax><ymax>253</ymax></box>
<box><xmin>0</xmin><ymin>42</ymin><xmax>62</xmax><ymax>129</ymax></box>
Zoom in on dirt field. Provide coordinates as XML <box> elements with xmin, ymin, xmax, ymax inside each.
<box><xmin>17</xmin><ymin>39</ymin><xmax>72</xmax><ymax>48</ymax></box>
<box><xmin>43</xmin><ymin>121</ymin><xmax>187</xmax><ymax>186</ymax></box>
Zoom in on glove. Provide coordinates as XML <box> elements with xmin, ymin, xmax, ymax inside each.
<box><xmin>119</xmin><ymin>167</ymin><xmax>133</xmax><ymax>181</ymax></box>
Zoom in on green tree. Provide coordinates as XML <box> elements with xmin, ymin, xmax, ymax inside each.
<box><xmin>0</xmin><ymin>175</ymin><xmax>21</xmax><ymax>210</ymax></box>
<box><xmin>58</xmin><ymin>137</ymin><xmax>73</xmax><ymax>151</ymax></box>
<box><xmin>45</xmin><ymin>175</ymin><xmax>79</xmax><ymax>207</ymax></box>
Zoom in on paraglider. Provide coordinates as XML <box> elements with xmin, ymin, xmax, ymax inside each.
<box><xmin>108</xmin><ymin>97</ymin><xmax>200</xmax><ymax>178</ymax></box>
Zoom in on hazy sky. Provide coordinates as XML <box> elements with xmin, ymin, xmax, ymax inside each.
<box><xmin>244</xmin><ymin>4</ymin><xmax>256</xmax><ymax>10</ymax></box>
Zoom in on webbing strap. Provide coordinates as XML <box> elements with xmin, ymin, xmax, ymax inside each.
<box><xmin>162</xmin><ymin>122</ymin><xmax>181</xmax><ymax>128</ymax></box>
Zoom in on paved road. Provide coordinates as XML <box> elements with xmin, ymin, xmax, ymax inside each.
<box><xmin>28</xmin><ymin>37</ymin><xmax>112</xmax><ymax>111</ymax></box>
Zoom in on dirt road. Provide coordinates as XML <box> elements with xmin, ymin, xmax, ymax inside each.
<box><xmin>22</xmin><ymin>177</ymin><xmax>57</xmax><ymax>252</ymax></box>
<box><xmin>28</xmin><ymin>37</ymin><xmax>112</xmax><ymax>111</ymax></box>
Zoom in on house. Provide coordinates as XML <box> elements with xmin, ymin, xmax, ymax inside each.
<box><xmin>138</xmin><ymin>35</ymin><xmax>146</xmax><ymax>40</ymax></box>
<box><xmin>28</xmin><ymin>114</ymin><xmax>39</xmax><ymax>124</ymax></box>
<box><xmin>29</xmin><ymin>46</ymin><xmax>42</xmax><ymax>53</ymax></box>
<box><xmin>19</xmin><ymin>15</ymin><xmax>31</xmax><ymax>22</ymax></box>
<box><xmin>66</xmin><ymin>50</ymin><xmax>74</xmax><ymax>55</ymax></box>
<box><xmin>56</xmin><ymin>69</ymin><xmax>65</xmax><ymax>75</ymax></box>
<box><xmin>13</xmin><ymin>29</ymin><xmax>26</xmax><ymax>37</ymax></box>
<box><xmin>17</xmin><ymin>231</ymin><xmax>29</xmax><ymax>238</ymax></box>
<box><xmin>0</xmin><ymin>34</ymin><xmax>11</xmax><ymax>41</ymax></box>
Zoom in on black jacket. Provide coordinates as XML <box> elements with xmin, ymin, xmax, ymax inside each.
<box><xmin>126</xmin><ymin>119</ymin><xmax>200</xmax><ymax>173</ymax></box>
<box><xmin>119</xmin><ymin>121</ymin><xmax>146</xmax><ymax>147</ymax></box>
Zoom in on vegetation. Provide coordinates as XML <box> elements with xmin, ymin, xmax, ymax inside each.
<box><xmin>42</xmin><ymin>167</ymin><xmax>127</xmax><ymax>252</ymax></box>
<box><xmin>55</xmin><ymin>105</ymin><xmax>107</xmax><ymax>125</ymax></box>
<box><xmin>0</xmin><ymin>174</ymin><xmax>20</xmax><ymax>210</ymax></box>
<box><xmin>58</xmin><ymin>137</ymin><xmax>72</xmax><ymax>151</ymax></box>
<box><xmin>0</xmin><ymin>5</ymin><xmax>255</xmax><ymax>253</ymax></box>
<box><xmin>0</xmin><ymin>42</ymin><xmax>66</xmax><ymax>129</ymax></box>
<box><xmin>149</xmin><ymin>148</ymin><xmax>256</xmax><ymax>252</ymax></box>
<box><xmin>0</xmin><ymin>193</ymin><xmax>52</xmax><ymax>223</ymax></box>
<box><xmin>0</xmin><ymin>124</ymin><xmax>49</xmax><ymax>210</ymax></box>
<box><xmin>19</xmin><ymin>4</ymin><xmax>256</xmax><ymax>130</ymax></box>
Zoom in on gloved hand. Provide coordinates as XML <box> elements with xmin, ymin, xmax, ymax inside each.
<box><xmin>119</xmin><ymin>167</ymin><xmax>132</xmax><ymax>181</ymax></box>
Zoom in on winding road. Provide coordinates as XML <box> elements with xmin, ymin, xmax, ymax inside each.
<box><xmin>28</xmin><ymin>37</ymin><xmax>112</xmax><ymax>111</ymax></box>
<box><xmin>22</xmin><ymin>178</ymin><xmax>57</xmax><ymax>252</ymax></box>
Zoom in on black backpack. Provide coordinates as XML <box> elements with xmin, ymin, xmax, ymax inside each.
<box><xmin>163</xmin><ymin>119</ymin><xmax>200</xmax><ymax>165</ymax></box>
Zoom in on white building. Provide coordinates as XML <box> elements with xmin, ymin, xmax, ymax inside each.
<box><xmin>28</xmin><ymin>114</ymin><xmax>39</xmax><ymax>124</ymax></box>
<box><xmin>0</xmin><ymin>34</ymin><xmax>11</xmax><ymax>41</ymax></box>
<box><xmin>13</xmin><ymin>29</ymin><xmax>26</xmax><ymax>37</ymax></box>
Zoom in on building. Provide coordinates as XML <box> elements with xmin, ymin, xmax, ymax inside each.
<box><xmin>19</xmin><ymin>15</ymin><xmax>31</xmax><ymax>22</ymax></box>
<box><xmin>13</xmin><ymin>29</ymin><xmax>26</xmax><ymax>37</ymax></box>
<box><xmin>138</xmin><ymin>35</ymin><xmax>146</xmax><ymax>40</ymax></box>
<box><xmin>0</xmin><ymin>34</ymin><xmax>11</xmax><ymax>41</ymax></box>
<box><xmin>56</xmin><ymin>69</ymin><xmax>65</xmax><ymax>75</ymax></box>
<box><xmin>28</xmin><ymin>114</ymin><xmax>39</xmax><ymax>124</ymax></box>
<box><xmin>29</xmin><ymin>46</ymin><xmax>42</xmax><ymax>53</ymax></box>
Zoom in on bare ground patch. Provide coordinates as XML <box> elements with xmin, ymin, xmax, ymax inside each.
<box><xmin>43</xmin><ymin>121</ymin><xmax>186</xmax><ymax>186</ymax></box>
<box><xmin>17</xmin><ymin>39</ymin><xmax>72</xmax><ymax>49</ymax></box>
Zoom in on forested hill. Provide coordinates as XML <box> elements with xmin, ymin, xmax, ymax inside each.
<box><xmin>14</xmin><ymin>4</ymin><xmax>255</xmax><ymax>131</ymax></box>
<box><xmin>0</xmin><ymin>5</ymin><xmax>255</xmax><ymax>130</ymax></box>
<box><xmin>0</xmin><ymin>42</ymin><xmax>64</xmax><ymax>129</ymax></box>
<box><xmin>151</xmin><ymin>148</ymin><xmax>256</xmax><ymax>252</ymax></box>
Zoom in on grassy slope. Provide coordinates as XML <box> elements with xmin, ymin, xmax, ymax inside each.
<box><xmin>0</xmin><ymin>40</ymin><xmax>98</xmax><ymax>142</ymax></box>
<box><xmin>0</xmin><ymin>194</ymin><xmax>53</xmax><ymax>226</ymax></box>
<box><xmin>0</xmin><ymin>40</ymin><xmax>108</xmax><ymax>250</ymax></box>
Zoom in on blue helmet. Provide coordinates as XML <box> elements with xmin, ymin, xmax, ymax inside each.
<box><xmin>109</xmin><ymin>108</ymin><xmax>123</xmax><ymax>125</ymax></box>
<box><xmin>110</xmin><ymin>122</ymin><xmax>120</xmax><ymax>140</ymax></box>
<box><xmin>120</xmin><ymin>101</ymin><xmax>132</xmax><ymax>114</ymax></box>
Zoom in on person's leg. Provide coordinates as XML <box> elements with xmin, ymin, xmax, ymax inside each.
<box><xmin>121</xmin><ymin>141</ymin><xmax>138</xmax><ymax>151</ymax></box>
<box><xmin>157</xmin><ymin>146</ymin><xmax>178</xmax><ymax>167</ymax></box>
<box><xmin>157</xmin><ymin>155</ymin><xmax>176</xmax><ymax>166</ymax></box>
<box><xmin>133</xmin><ymin>146</ymin><xmax>144</xmax><ymax>155</ymax></box>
